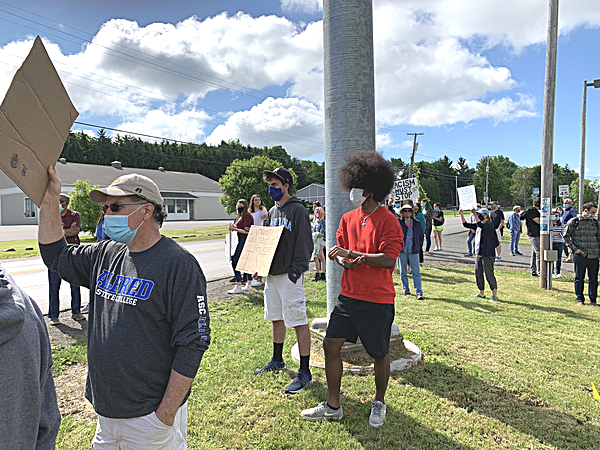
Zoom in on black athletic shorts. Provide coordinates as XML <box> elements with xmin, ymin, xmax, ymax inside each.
<box><xmin>326</xmin><ymin>294</ymin><xmax>395</xmax><ymax>360</ymax></box>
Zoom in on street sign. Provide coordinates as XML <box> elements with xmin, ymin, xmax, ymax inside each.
<box><xmin>533</xmin><ymin>187</ymin><xmax>540</xmax><ymax>195</ymax></box>
<box><xmin>558</xmin><ymin>185</ymin><xmax>569</xmax><ymax>197</ymax></box>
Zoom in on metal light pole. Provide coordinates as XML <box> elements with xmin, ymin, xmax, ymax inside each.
<box><xmin>323</xmin><ymin>0</ymin><xmax>376</xmax><ymax>317</ymax></box>
<box><xmin>580</xmin><ymin>78</ymin><xmax>600</xmax><ymax>210</ymax></box>
<box><xmin>522</xmin><ymin>173</ymin><xmax>527</xmax><ymax>208</ymax></box>
<box><xmin>540</xmin><ymin>0</ymin><xmax>559</xmax><ymax>290</ymax></box>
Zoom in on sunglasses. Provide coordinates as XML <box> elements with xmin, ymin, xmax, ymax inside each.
<box><xmin>102</xmin><ymin>202</ymin><xmax>143</xmax><ymax>214</ymax></box>
<box><xmin>59</xmin><ymin>199</ymin><xmax>68</xmax><ymax>204</ymax></box>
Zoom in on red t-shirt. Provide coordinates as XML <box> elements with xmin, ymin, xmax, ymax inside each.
<box><xmin>336</xmin><ymin>206</ymin><xmax>404</xmax><ymax>304</ymax></box>
<box><xmin>61</xmin><ymin>209</ymin><xmax>81</xmax><ymax>245</ymax></box>
<box><xmin>236</xmin><ymin>213</ymin><xmax>254</xmax><ymax>239</ymax></box>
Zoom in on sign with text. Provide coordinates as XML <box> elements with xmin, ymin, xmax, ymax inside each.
<box><xmin>236</xmin><ymin>225</ymin><xmax>284</xmax><ymax>277</ymax></box>
<box><xmin>457</xmin><ymin>185</ymin><xmax>478</xmax><ymax>211</ymax></box>
<box><xmin>0</xmin><ymin>36</ymin><xmax>78</xmax><ymax>207</ymax></box>
<box><xmin>392</xmin><ymin>178</ymin><xmax>419</xmax><ymax>201</ymax></box>
<box><xmin>540</xmin><ymin>197</ymin><xmax>551</xmax><ymax>234</ymax></box>
<box><xmin>533</xmin><ymin>187</ymin><xmax>540</xmax><ymax>195</ymax></box>
<box><xmin>558</xmin><ymin>185</ymin><xmax>569</xmax><ymax>197</ymax></box>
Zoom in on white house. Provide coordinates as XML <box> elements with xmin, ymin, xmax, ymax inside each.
<box><xmin>296</xmin><ymin>183</ymin><xmax>325</xmax><ymax>206</ymax></box>
<box><xmin>0</xmin><ymin>159</ymin><xmax>233</xmax><ymax>225</ymax></box>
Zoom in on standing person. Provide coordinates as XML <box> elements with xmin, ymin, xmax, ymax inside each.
<box><xmin>507</xmin><ymin>205</ymin><xmax>523</xmax><ymax>256</ymax></box>
<box><xmin>490</xmin><ymin>201</ymin><xmax>505</xmax><ymax>261</ymax></box>
<box><xmin>228</xmin><ymin>199</ymin><xmax>254</xmax><ymax>294</ymax></box>
<box><xmin>249</xmin><ymin>194</ymin><xmax>268</xmax><ymax>227</ymax></box>
<box><xmin>386</xmin><ymin>197</ymin><xmax>395</xmax><ymax>215</ymax></box>
<box><xmin>47</xmin><ymin>194</ymin><xmax>84</xmax><ymax>325</ymax></box>
<box><xmin>562</xmin><ymin>198</ymin><xmax>578</xmax><ymax>263</ymax></box>
<box><xmin>95</xmin><ymin>210</ymin><xmax>107</xmax><ymax>242</ymax></box>
<box><xmin>563</xmin><ymin>202</ymin><xmax>600</xmax><ymax>306</ymax></box>
<box><xmin>521</xmin><ymin>198</ymin><xmax>542</xmax><ymax>277</ymax></box>
<box><xmin>551</xmin><ymin>210</ymin><xmax>565</xmax><ymax>278</ymax></box>
<box><xmin>312</xmin><ymin>207</ymin><xmax>326</xmax><ymax>282</ymax></box>
<box><xmin>413</xmin><ymin>203</ymin><xmax>426</xmax><ymax>266</ymax></box>
<box><xmin>465</xmin><ymin>209</ymin><xmax>476</xmax><ymax>257</ymax></box>
<box><xmin>252</xmin><ymin>167</ymin><xmax>313</xmax><ymax>395</ymax></box>
<box><xmin>301</xmin><ymin>151</ymin><xmax>403</xmax><ymax>428</ymax></box>
<box><xmin>38</xmin><ymin>170</ymin><xmax>210</xmax><ymax>449</ymax></box>
<box><xmin>0</xmin><ymin>265</ymin><xmax>61</xmax><ymax>450</ymax></box>
<box><xmin>398</xmin><ymin>204</ymin><xmax>424</xmax><ymax>299</ymax></box>
<box><xmin>432</xmin><ymin>202</ymin><xmax>444</xmax><ymax>251</ymax></box>
<box><xmin>421</xmin><ymin>199</ymin><xmax>434</xmax><ymax>254</ymax></box>
<box><xmin>460</xmin><ymin>207</ymin><xmax>500</xmax><ymax>302</ymax></box>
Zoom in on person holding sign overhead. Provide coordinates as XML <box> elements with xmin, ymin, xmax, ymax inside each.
<box><xmin>252</xmin><ymin>167</ymin><xmax>313</xmax><ymax>395</ymax></box>
<box><xmin>301</xmin><ymin>151</ymin><xmax>403</xmax><ymax>428</ymax></box>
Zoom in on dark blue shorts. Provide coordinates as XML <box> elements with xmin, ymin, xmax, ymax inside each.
<box><xmin>326</xmin><ymin>295</ymin><xmax>395</xmax><ymax>360</ymax></box>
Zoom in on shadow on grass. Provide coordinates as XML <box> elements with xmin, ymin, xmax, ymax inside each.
<box><xmin>496</xmin><ymin>298</ymin><xmax>595</xmax><ymax>322</ymax></box>
<box><xmin>304</xmin><ymin>376</ymin><xmax>475</xmax><ymax>450</ymax></box>
<box><xmin>426</xmin><ymin>296</ymin><xmax>498</xmax><ymax>313</ymax></box>
<box><xmin>399</xmin><ymin>362</ymin><xmax>600</xmax><ymax>449</ymax></box>
<box><xmin>53</xmin><ymin>321</ymin><xmax>88</xmax><ymax>344</ymax></box>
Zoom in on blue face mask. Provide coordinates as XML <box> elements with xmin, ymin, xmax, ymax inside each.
<box><xmin>59</xmin><ymin>204</ymin><xmax>64</xmax><ymax>213</ymax></box>
<box><xmin>268</xmin><ymin>186</ymin><xmax>284</xmax><ymax>202</ymax></box>
<box><xmin>104</xmin><ymin>205</ymin><xmax>145</xmax><ymax>244</ymax></box>
<box><xmin>563</xmin><ymin>204</ymin><xmax>568</xmax><ymax>209</ymax></box>
<box><xmin>478</xmin><ymin>215</ymin><xmax>485</xmax><ymax>222</ymax></box>
<box><xmin>434</xmin><ymin>206</ymin><xmax>439</xmax><ymax>211</ymax></box>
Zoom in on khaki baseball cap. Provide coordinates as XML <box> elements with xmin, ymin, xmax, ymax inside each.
<box><xmin>89</xmin><ymin>173</ymin><xmax>164</xmax><ymax>205</ymax></box>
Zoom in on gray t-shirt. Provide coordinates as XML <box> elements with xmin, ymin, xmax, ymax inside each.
<box><xmin>40</xmin><ymin>236</ymin><xmax>210</xmax><ymax>419</ymax></box>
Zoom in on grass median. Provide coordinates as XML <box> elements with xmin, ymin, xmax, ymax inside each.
<box><xmin>53</xmin><ymin>267</ymin><xmax>600</xmax><ymax>449</ymax></box>
<box><xmin>0</xmin><ymin>225</ymin><xmax>229</xmax><ymax>260</ymax></box>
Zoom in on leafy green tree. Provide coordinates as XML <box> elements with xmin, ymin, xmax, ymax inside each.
<box><xmin>569</xmin><ymin>178</ymin><xmax>599</xmax><ymax>211</ymax></box>
<box><xmin>474</xmin><ymin>156</ymin><xmax>517</xmax><ymax>204</ymax></box>
<box><xmin>219</xmin><ymin>156</ymin><xmax>298</xmax><ymax>214</ymax></box>
<box><xmin>68</xmin><ymin>179</ymin><xmax>102</xmax><ymax>234</ymax></box>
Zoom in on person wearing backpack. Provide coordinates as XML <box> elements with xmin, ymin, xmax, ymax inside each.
<box><xmin>563</xmin><ymin>202</ymin><xmax>600</xmax><ymax>306</ymax></box>
<box><xmin>459</xmin><ymin>206</ymin><xmax>500</xmax><ymax>302</ymax></box>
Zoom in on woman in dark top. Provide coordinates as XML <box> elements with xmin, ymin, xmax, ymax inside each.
<box><xmin>432</xmin><ymin>202</ymin><xmax>445</xmax><ymax>251</ymax></box>
<box><xmin>421</xmin><ymin>199</ymin><xmax>434</xmax><ymax>254</ymax></box>
<box><xmin>460</xmin><ymin>206</ymin><xmax>499</xmax><ymax>302</ymax></box>
<box><xmin>228</xmin><ymin>199</ymin><xmax>254</xmax><ymax>294</ymax></box>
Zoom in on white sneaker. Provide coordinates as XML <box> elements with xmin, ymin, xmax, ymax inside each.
<box><xmin>251</xmin><ymin>279</ymin><xmax>263</xmax><ymax>287</ymax></box>
<box><xmin>227</xmin><ymin>285</ymin><xmax>243</xmax><ymax>294</ymax></box>
<box><xmin>301</xmin><ymin>402</ymin><xmax>343</xmax><ymax>421</ymax></box>
<box><xmin>242</xmin><ymin>284</ymin><xmax>253</xmax><ymax>291</ymax></box>
<box><xmin>553</xmin><ymin>273</ymin><xmax>563</xmax><ymax>278</ymax></box>
<box><xmin>369</xmin><ymin>401</ymin><xmax>386</xmax><ymax>428</ymax></box>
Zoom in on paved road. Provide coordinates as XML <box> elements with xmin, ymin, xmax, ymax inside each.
<box><xmin>1</xmin><ymin>239</ymin><xmax>230</xmax><ymax>317</ymax></box>
<box><xmin>0</xmin><ymin>220</ymin><xmax>232</xmax><ymax>241</ymax></box>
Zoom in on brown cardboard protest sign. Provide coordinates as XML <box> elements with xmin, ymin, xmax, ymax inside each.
<box><xmin>235</xmin><ymin>225</ymin><xmax>284</xmax><ymax>277</ymax></box>
<box><xmin>0</xmin><ymin>36</ymin><xmax>79</xmax><ymax>206</ymax></box>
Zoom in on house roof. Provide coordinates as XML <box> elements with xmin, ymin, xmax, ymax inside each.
<box><xmin>0</xmin><ymin>161</ymin><xmax>223</xmax><ymax>193</ymax></box>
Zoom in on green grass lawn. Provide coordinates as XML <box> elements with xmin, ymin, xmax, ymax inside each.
<box><xmin>54</xmin><ymin>267</ymin><xmax>600</xmax><ymax>449</ymax></box>
<box><xmin>0</xmin><ymin>226</ymin><xmax>228</xmax><ymax>260</ymax></box>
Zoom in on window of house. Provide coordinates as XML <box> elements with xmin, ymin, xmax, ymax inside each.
<box><xmin>176</xmin><ymin>199</ymin><xmax>187</xmax><ymax>214</ymax></box>
<box><xmin>24</xmin><ymin>198</ymin><xmax>36</xmax><ymax>218</ymax></box>
<box><xmin>166</xmin><ymin>199</ymin><xmax>176</xmax><ymax>214</ymax></box>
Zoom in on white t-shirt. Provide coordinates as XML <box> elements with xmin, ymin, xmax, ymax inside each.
<box><xmin>251</xmin><ymin>209</ymin><xmax>265</xmax><ymax>226</ymax></box>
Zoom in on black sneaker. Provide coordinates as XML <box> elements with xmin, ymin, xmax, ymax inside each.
<box><xmin>285</xmin><ymin>369</ymin><xmax>312</xmax><ymax>394</ymax></box>
<box><xmin>253</xmin><ymin>357</ymin><xmax>285</xmax><ymax>375</ymax></box>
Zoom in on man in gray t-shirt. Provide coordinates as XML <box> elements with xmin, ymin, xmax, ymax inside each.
<box><xmin>38</xmin><ymin>169</ymin><xmax>210</xmax><ymax>449</ymax></box>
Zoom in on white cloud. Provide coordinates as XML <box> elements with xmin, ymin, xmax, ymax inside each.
<box><xmin>281</xmin><ymin>0</ymin><xmax>323</xmax><ymax>14</ymax></box>
<box><xmin>376</xmin><ymin>133</ymin><xmax>393</xmax><ymax>148</ymax></box>
<box><xmin>206</xmin><ymin>97</ymin><xmax>324</xmax><ymax>158</ymax></box>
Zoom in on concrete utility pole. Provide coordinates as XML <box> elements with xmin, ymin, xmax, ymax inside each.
<box><xmin>407</xmin><ymin>133</ymin><xmax>423</xmax><ymax>179</ymax></box>
<box><xmin>323</xmin><ymin>0</ymin><xmax>376</xmax><ymax>316</ymax></box>
<box><xmin>580</xmin><ymin>79</ymin><xmax>600</xmax><ymax>210</ymax></box>
<box><xmin>540</xmin><ymin>0</ymin><xmax>559</xmax><ymax>290</ymax></box>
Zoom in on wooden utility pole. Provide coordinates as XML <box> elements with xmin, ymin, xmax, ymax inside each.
<box><xmin>407</xmin><ymin>132</ymin><xmax>423</xmax><ymax>179</ymax></box>
<box><xmin>540</xmin><ymin>0</ymin><xmax>559</xmax><ymax>290</ymax></box>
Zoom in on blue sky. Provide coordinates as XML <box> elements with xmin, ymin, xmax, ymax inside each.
<box><xmin>0</xmin><ymin>0</ymin><xmax>599</xmax><ymax>177</ymax></box>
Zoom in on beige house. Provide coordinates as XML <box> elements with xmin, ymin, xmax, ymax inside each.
<box><xmin>0</xmin><ymin>159</ymin><xmax>232</xmax><ymax>225</ymax></box>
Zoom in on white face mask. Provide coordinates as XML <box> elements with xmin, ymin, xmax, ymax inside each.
<box><xmin>350</xmin><ymin>188</ymin><xmax>368</xmax><ymax>207</ymax></box>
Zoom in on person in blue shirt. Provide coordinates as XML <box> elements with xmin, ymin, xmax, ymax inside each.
<box><xmin>561</xmin><ymin>198</ymin><xmax>578</xmax><ymax>262</ymax></box>
<box><xmin>506</xmin><ymin>205</ymin><xmax>523</xmax><ymax>256</ymax></box>
<box><xmin>398</xmin><ymin>204</ymin><xmax>425</xmax><ymax>299</ymax></box>
<box><xmin>460</xmin><ymin>207</ymin><xmax>499</xmax><ymax>302</ymax></box>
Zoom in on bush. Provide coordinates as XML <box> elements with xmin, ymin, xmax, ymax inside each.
<box><xmin>68</xmin><ymin>180</ymin><xmax>102</xmax><ymax>235</ymax></box>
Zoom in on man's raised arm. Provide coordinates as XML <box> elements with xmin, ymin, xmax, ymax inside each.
<box><xmin>38</xmin><ymin>166</ymin><xmax>66</xmax><ymax>245</ymax></box>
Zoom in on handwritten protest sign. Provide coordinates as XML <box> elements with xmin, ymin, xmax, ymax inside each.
<box><xmin>0</xmin><ymin>36</ymin><xmax>78</xmax><ymax>207</ymax></box>
<box><xmin>236</xmin><ymin>225</ymin><xmax>284</xmax><ymax>277</ymax></box>
<box><xmin>392</xmin><ymin>178</ymin><xmax>419</xmax><ymax>201</ymax></box>
<box><xmin>457</xmin><ymin>185</ymin><xmax>478</xmax><ymax>210</ymax></box>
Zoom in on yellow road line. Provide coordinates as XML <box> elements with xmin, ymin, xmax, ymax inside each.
<box><xmin>10</xmin><ymin>267</ymin><xmax>47</xmax><ymax>274</ymax></box>
<box><xmin>191</xmin><ymin>247</ymin><xmax>224</xmax><ymax>254</ymax></box>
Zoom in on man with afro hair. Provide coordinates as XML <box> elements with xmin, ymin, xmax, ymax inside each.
<box><xmin>301</xmin><ymin>150</ymin><xmax>404</xmax><ymax>428</ymax></box>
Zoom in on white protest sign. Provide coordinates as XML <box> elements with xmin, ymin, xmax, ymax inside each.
<box><xmin>558</xmin><ymin>185</ymin><xmax>569</xmax><ymax>197</ymax></box>
<box><xmin>392</xmin><ymin>178</ymin><xmax>419</xmax><ymax>201</ymax></box>
<box><xmin>457</xmin><ymin>185</ymin><xmax>478</xmax><ymax>210</ymax></box>
<box><xmin>235</xmin><ymin>225</ymin><xmax>284</xmax><ymax>277</ymax></box>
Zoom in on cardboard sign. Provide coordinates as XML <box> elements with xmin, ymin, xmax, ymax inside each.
<box><xmin>457</xmin><ymin>185</ymin><xmax>477</xmax><ymax>210</ymax></box>
<box><xmin>235</xmin><ymin>225</ymin><xmax>284</xmax><ymax>277</ymax></box>
<box><xmin>0</xmin><ymin>36</ymin><xmax>79</xmax><ymax>207</ymax></box>
<box><xmin>559</xmin><ymin>185</ymin><xmax>569</xmax><ymax>197</ymax></box>
<box><xmin>392</xmin><ymin>178</ymin><xmax>419</xmax><ymax>201</ymax></box>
